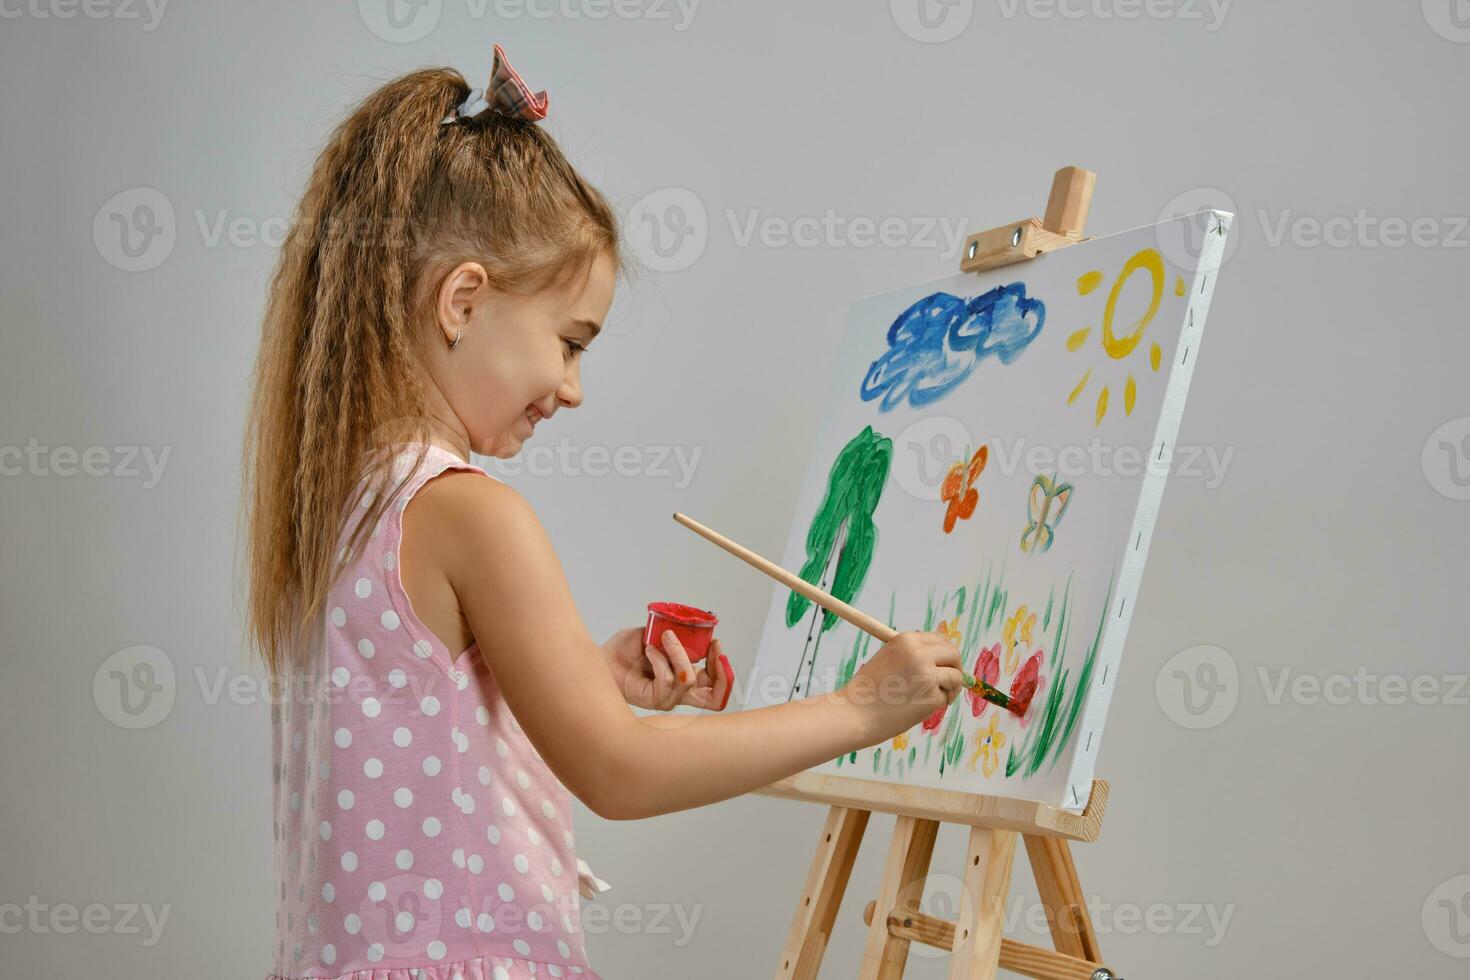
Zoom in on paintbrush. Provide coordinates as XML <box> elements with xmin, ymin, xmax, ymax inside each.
<box><xmin>672</xmin><ymin>512</ymin><xmax>1014</xmax><ymax>711</ymax></box>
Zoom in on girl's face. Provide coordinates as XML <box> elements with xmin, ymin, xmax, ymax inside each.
<box><xmin>427</xmin><ymin>250</ymin><xmax>615</xmax><ymax>459</ymax></box>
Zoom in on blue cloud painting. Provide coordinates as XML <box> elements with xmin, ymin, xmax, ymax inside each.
<box><xmin>859</xmin><ymin>283</ymin><xmax>1046</xmax><ymax>411</ymax></box>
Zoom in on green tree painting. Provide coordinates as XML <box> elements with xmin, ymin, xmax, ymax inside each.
<box><xmin>783</xmin><ymin>426</ymin><xmax>891</xmax><ymax>700</ymax></box>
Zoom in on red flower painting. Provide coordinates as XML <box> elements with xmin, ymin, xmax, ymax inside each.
<box><xmin>1009</xmin><ymin>651</ymin><xmax>1046</xmax><ymax>721</ymax></box>
<box><xmin>965</xmin><ymin>643</ymin><xmax>1002</xmax><ymax>717</ymax></box>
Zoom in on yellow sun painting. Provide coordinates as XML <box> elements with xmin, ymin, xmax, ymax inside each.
<box><xmin>1064</xmin><ymin>247</ymin><xmax>1187</xmax><ymax>426</ymax></box>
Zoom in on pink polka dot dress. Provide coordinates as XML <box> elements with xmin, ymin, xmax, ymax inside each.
<box><xmin>268</xmin><ymin>443</ymin><xmax>604</xmax><ymax>979</ymax></box>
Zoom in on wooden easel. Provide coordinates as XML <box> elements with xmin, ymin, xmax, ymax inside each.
<box><xmin>754</xmin><ymin>167</ymin><xmax>1120</xmax><ymax>980</ymax></box>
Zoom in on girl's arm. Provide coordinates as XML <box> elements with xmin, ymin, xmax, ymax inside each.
<box><xmin>408</xmin><ymin>470</ymin><xmax>949</xmax><ymax>821</ymax></box>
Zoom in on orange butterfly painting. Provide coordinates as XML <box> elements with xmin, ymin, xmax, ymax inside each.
<box><xmin>940</xmin><ymin>445</ymin><xmax>988</xmax><ymax>533</ymax></box>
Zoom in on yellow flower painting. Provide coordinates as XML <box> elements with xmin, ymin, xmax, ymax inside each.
<box><xmin>1002</xmin><ymin>604</ymin><xmax>1036</xmax><ymax>673</ymax></box>
<box><xmin>968</xmin><ymin>715</ymin><xmax>1006</xmax><ymax>777</ymax></box>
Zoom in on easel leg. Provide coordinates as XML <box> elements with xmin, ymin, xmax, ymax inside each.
<box><xmin>775</xmin><ymin>805</ymin><xmax>870</xmax><ymax>980</ymax></box>
<box><xmin>948</xmin><ymin>827</ymin><xmax>1017</xmax><ymax>980</ymax></box>
<box><xmin>1023</xmin><ymin>835</ymin><xmax>1101</xmax><ymax>962</ymax></box>
<box><xmin>860</xmin><ymin>815</ymin><xmax>940</xmax><ymax>980</ymax></box>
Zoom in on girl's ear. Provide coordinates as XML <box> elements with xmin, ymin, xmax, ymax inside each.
<box><xmin>435</xmin><ymin>262</ymin><xmax>490</xmax><ymax>345</ymax></box>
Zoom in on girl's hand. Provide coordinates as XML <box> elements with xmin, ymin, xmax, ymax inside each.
<box><xmin>601</xmin><ymin>626</ymin><xmax>732</xmax><ymax>711</ymax></box>
<box><xmin>847</xmin><ymin>630</ymin><xmax>964</xmax><ymax>739</ymax></box>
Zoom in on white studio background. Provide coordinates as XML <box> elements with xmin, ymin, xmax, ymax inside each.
<box><xmin>2</xmin><ymin>2</ymin><xmax>1467</xmax><ymax>978</ymax></box>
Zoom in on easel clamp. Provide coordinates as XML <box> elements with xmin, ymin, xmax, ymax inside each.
<box><xmin>960</xmin><ymin>166</ymin><xmax>1097</xmax><ymax>274</ymax></box>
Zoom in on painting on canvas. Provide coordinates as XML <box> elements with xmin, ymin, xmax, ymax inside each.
<box><xmin>745</xmin><ymin>210</ymin><xmax>1233</xmax><ymax>813</ymax></box>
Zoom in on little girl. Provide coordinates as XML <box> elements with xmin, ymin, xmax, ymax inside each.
<box><xmin>243</xmin><ymin>45</ymin><xmax>964</xmax><ymax>980</ymax></box>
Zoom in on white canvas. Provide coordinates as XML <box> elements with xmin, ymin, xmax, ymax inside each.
<box><xmin>745</xmin><ymin>211</ymin><xmax>1233</xmax><ymax>813</ymax></box>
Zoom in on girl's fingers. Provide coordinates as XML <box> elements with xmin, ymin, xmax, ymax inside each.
<box><xmin>658</xmin><ymin>630</ymin><xmax>699</xmax><ymax>695</ymax></box>
<box><xmin>709</xmin><ymin>647</ymin><xmax>732</xmax><ymax>710</ymax></box>
<box><xmin>691</xmin><ymin>651</ymin><xmax>718</xmax><ymax>695</ymax></box>
<box><xmin>684</xmin><ymin>643</ymin><xmax>733</xmax><ymax>711</ymax></box>
<box><xmin>643</xmin><ymin>644</ymin><xmax>675</xmax><ymax>698</ymax></box>
<box><xmin>643</xmin><ymin>633</ymin><xmax>731</xmax><ymax>711</ymax></box>
<box><xmin>647</xmin><ymin>648</ymin><xmax>682</xmax><ymax>710</ymax></box>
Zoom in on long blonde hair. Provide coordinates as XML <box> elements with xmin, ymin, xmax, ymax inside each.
<box><xmin>242</xmin><ymin>66</ymin><xmax>626</xmax><ymax>678</ymax></box>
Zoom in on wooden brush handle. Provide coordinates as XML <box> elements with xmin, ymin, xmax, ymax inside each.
<box><xmin>672</xmin><ymin>512</ymin><xmax>897</xmax><ymax>643</ymax></box>
<box><xmin>670</xmin><ymin>512</ymin><xmax>1011</xmax><ymax>707</ymax></box>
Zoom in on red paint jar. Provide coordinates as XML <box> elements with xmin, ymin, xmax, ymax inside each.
<box><xmin>644</xmin><ymin>601</ymin><xmax>718</xmax><ymax>662</ymax></box>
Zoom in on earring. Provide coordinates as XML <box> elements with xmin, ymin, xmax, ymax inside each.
<box><xmin>448</xmin><ymin>329</ymin><xmax>463</xmax><ymax>351</ymax></box>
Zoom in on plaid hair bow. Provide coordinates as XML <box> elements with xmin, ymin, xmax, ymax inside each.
<box><xmin>441</xmin><ymin>43</ymin><xmax>549</xmax><ymax>125</ymax></box>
